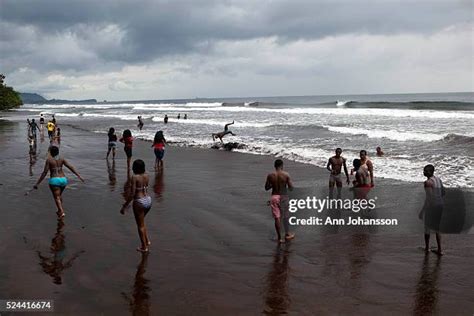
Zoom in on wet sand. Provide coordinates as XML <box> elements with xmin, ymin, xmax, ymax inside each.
<box><xmin>0</xmin><ymin>120</ymin><xmax>473</xmax><ymax>315</ymax></box>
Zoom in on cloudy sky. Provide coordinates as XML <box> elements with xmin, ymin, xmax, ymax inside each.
<box><xmin>1</xmin><ymin>0</ymin><xmax>472</xmax><ymax>101</ymax></box>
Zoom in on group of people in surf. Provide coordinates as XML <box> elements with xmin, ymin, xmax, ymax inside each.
<box><xmin>265</xmin><ymin>148</ymin><xmax>445</xmax><ymax>255</ymax></box>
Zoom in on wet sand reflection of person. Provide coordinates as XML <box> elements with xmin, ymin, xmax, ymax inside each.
<box><xmin>262</xmin><ymin>244</ymin><xmax>291</xmax><ymax>314</ymax></box>
<box><xmin>122</xmin><ymin>253</ymin><xmax>151</xmax><ymax>316</ymax></box>
<box><xmin>153</xmin><ymin>170</ymin><xmax>164</xmax><ymax>201</ymax></box>
<box><xmin>107</xmin><ymin>159</ymin><xmax>117</xmax><ymax>191</ymax></box>
<box><xmin>413</xmin><ymin>254</ymin><xmax>441</xmax><ymax>315</ymax></box>
<box><xmin>29</xmin><ymin>138</ymin><xmax>37</xmax><ymax>176</ymax></box>
<box><xmin>37</xmin><ymin>219</ymin><xmax>84</xmax><ymax>285</ymax></box>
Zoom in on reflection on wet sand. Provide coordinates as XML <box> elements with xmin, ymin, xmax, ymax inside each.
<box><xmin>413</xmin><ymin>254</ymin><xmax>441</xmax><ymax>315</ymax></box>
<box><xmin>262</xmin><ymin>244</ymin><xmax>291</xmax><ymax>315</ymax></box>
<box><xmin>107</xmin><ymin>159</ymin><xmax>117</xmax><ymax>191</ymax></box>
<box><xmin>122</xmin><ymin>253</ymin><xmax>151</xmax><ymax>316</ymax></box>
<box><xmin>29</xmin><ymin>143</ymin><xmax>37</xmax><ymax>176</ymax></box>
<box><xmin>37</xmin><ymin>219</ymin><xmax>85</xmax><ymax>285</ymax></box>
<box><xmin>347</xmin><ymin>233</ymin><xmax>371</xmax><ymax>289</ymax></box>
<box><xmin>153</xmin><ymin>171</ymin><xmax>164</xmax><ymax>200</ymax></box>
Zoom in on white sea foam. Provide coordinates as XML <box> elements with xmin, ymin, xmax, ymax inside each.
<box><xmin>323</xmin><ymin>125</ymin><xmax>445</xmax><ymax>142</ymax></box>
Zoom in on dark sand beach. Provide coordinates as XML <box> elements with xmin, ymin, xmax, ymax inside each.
<box><xmin>0</xmin><ymin>120</ymin><xmax>473</xmax><ymax>315</ymax></box>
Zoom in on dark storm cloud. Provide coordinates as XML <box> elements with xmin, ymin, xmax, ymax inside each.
<box><xmin>0</xmin><ymin>0</ymin><xmax>471</xmax><ymax>72</ymax></box>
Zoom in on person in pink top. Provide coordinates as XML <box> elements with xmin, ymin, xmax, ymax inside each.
<box><xmin>119</xmin><ymin>129</ymin><xmax>134</xmax><ymax>170</ymax></box>
<box><xmin>151</xmin><ymin>130</ymin><xmax>167</xmax><ymax>171</ymax></box>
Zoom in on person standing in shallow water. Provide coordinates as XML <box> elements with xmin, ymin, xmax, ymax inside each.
<box><xmin>164</xmin><ymin>115</ymin><xmax>168</xmax><ymax>124</ymax></box>
<box><xmin>106</xmin><ymin>127</ymin><xmax>117</xmax><ymax>159</ymax></box>
<box><xmin>151</xmin><ymin>130</ymin><xmax>167</xmax><ymax>171</ymax></box>
<box><xmin>326</xmin><ymin>148</ymin><xmax>350</xmax><ymax>199</ymax></box>
<box><xmin>121</xmin><ymin>159</ymin><xmax>152</xmax><ymax>253</ymax></box>
<box><xmin>33</xmin><ymin>146</ymin><xmax>84</xmax><ymax>218</ymax></box>
<box><xmin>137</xmin><ymin>116</ymin><xmax>144</xmax><ymax>131</ymax></box>
<box><xmin>419</xmin><ymin>164</ymin><xmax>445</xmax><ymax>256</ymax></box>
<box><xmin>119</xmin><ymin>129</ymin><xmax>134</xmax><ymax>170</ymax></box>
<box><xmin>359</xmin><ymin>150</ymin><xmax>374</xmax><ymax>187</ymax></box>
<box><xmin>265</xmin><ymin>159</ymin><xmax>295</xmax><ymax>243</ymax></box>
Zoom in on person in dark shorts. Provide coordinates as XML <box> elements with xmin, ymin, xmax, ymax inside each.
<box><xmin>137</xmin><ymin>116</ymin><xmax>144</xmax><ymax>131</ymax></box>
<box><xmin>212</xmin><ymin>121</ymin><xmax>236</xmax><ymax>143</ymax></box>
<box><xmin>151</xmin><ymin>130</ymin><xmax>167</xmax><ymax>171</ymax></box>
<box><xmin>106</xmin><ymin>127</ymin><xmax>118</xmax><ymax>159</ymax></box>
<box><xmin>120</xmin><ymin>129</ymin><xmax>134</xmax><ymax>170</ymax></box>
<box><xmin>164</xmin><ymin>115</ymin><xmax>169</xmax><ymax>124</ymax></box>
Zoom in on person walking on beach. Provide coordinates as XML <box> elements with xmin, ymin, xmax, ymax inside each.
<box><xmin>177</xmin><ymin>113</ymin><xmax>181</xmax><ymax>119</ymax></box>
<box><xmin>151</xmin><ymin>130</ymin><xmax>167</xmax><ymax>171</ymax></box>
<box><xmin>184</xmin><ymin>114</ymin><xmax>187</xmax><ymax>119</ymax></box>
<box><xmin>52</xmin><ymin>114</ymin><xmax>56</xmax><ymax>124</ymax></box>
<box><xmin>419</xmin><ymin>164</ymin><xmax>445</xmax><ymax>255</ymax></box>
<box><xmin>212</xmin><ymin>121</ymin><xmax>236</xmax><ymax>143</ymax></box>
<box><xmin>28</xmin><ymin>119</ymin><xmax>40</xmax><ymax>139</ymax></box>
<box><xmin>106</xmin><ymin>127</ymin><xmax>118</xmax><ymax>159</ymax></box>
<box><xmin>137</xmin><ymin>116</ymin><xmax>144</xmax><ymax>131</ymax></box>
<box><xmin>120</xmin><ymin>129</ymin><xmax>134</xmax><ymax>170</ymax></box>
<box><xmin>47</xmin><ymin>120</ymin><xmax>56</xmax><ymax>140</ymax></box>
<box><xmin>326</xmin><ymin>148</ymin><xmax>350</xmax><ymax>199</ymax></box>
<box><xmin>39</xmin><ymin>114</ymin><xmax>45</xmax><ymax>134</ymax></box>
<box><xmin>265</xmin><ymin>159</ymin><xmax>295</xmax><ymax>243</ymax></box>
<box><xmin>33</xmin><ymin>146</ymin><xmax>84</xmax><ymax>218</ymax></box>
<box><xmin>164</xmin><ymin>115</ymin><xmax>168</xmax><ymax>124</ymax></box>
<box><xmin>359</xmin><ymin>150</ymin><xmax>374</xmax><ymax>187</ymax></box>
<box><xmin>120</xmin><ymin>159</ymin><xmax>152</xmax><ymax>253</ymax></box>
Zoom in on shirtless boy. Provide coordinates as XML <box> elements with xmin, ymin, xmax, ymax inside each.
<box><xmin>265</xmin><ymin>159</ymin><xmax>295</xmax><ymax>243</ymax></box>
<box><xmin>326</xmin><ymin>148</ymin><xmax>350</xmax><ymax>199</ymax></box>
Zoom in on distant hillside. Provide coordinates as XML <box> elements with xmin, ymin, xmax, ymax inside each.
<box><xmin>19</xmin><ymin>92</ymin><xmax>47</xmax><ymax>103</ymax></box>
<box><xmin>19</xmin><ymin>92</ymin><xmax>97</xmax><ymax>104</ymax></box>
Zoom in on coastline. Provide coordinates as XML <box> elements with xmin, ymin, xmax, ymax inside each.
<box><xmin>0</xmin><ymin>119</ymin><xmax>473</xmax><ymax>314</ymax></box>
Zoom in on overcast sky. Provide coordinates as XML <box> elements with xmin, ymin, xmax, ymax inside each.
<box><xmin>1</xmin><ymin>0</ymin><xmax>472</xmax><ymax>100</ymax></box>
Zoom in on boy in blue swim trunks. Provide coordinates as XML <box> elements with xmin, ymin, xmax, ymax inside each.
<box><xmin>34</xmin><ymin>146</ymin><xmax>84</xmax><ymax>218</ymax></box>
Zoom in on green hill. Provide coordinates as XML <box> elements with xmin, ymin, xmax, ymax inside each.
<box><xmin>0</xmin><ymin>74</ymin><xmax>23</xmax><ymax>110</ymax></box>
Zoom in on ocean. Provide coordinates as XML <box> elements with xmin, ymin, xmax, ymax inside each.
<box><xmin>4</xmin><ymin>92</ymin><xmax>474</xmax><ymax>188</ymax></box>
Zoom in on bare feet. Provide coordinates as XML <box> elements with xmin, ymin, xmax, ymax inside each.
<box><xmin>147</xmin><ymin>241</ymin><xmax>151</xmax><ymax>246</ymax></box>
<box><xmin>431</xmin><ymin>249</ymin><xmax>444</xmax><ymax>256</ymax></box>
<box><xmin>136</xmin><ymin>247</ymin><xmax>149</xmax><ymax>253</ymax></box>
<box><xmin>278</xmin><ymin>239</ymin><xmax>285</xmax><ymax>243</ymax></box>
<box><xmin>285</xmin><ymin>233</ymin><xmax>295</xmax><ymax>240</ymax></box>
<box><xmin>56</xmin><ymin>212</ymin><xmax>65</xmax><ymax>218</ymax></box>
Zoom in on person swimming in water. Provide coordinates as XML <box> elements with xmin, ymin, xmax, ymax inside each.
<box><xmin>376</xmin><ymin>146</ymin><xmax>384</xmax><ymax>157</ymax></box>
<box><xmin>33</xmin><ymin>146</ymin><xmax>84</xmax><ymax>218</ymax></box>
<box><xmin>212</xmin><ymin>121</ymin><xmax>236</xmax><ymax>143</ymax></box>
<box><xmin>120</xmin><ymin>159</ymin><xmax>152</xmax><ymax>253</ymax></box>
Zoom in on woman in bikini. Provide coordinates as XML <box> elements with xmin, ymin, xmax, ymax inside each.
<box><xmin>120</xmin><ymin>159</ymin><xmax>152</xmax><ymax>253</ymax></box>
<box><xmin>33</xmin><ymin>146</ymin><xmax>84</xmax><ymax>218</ymax></box>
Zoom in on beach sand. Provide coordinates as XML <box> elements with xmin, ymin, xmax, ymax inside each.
<box><xmin>0</xmin><ymin>120</ymin><xmax>473</xmax><ymax>315</ymax></box>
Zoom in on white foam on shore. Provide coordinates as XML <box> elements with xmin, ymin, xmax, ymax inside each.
<box><xmin>323</xmin><ymin>125</ymin><xmax>445</xmax><ymax>142</ymax></box>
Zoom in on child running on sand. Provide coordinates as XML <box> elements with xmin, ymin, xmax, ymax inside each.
<box><xmin>119</xmin><ymin>129</ymin><xmax>134</xmax><ymax>170</ymax></box>
<box><xmin>265</xmin><ymin>159</ymin><xmax>295</xmax><ymax>243</ymax></box>
<box><xmin>151</xmin><ymin>130</ymin><xmax>167</xmax><ymax>171</ymax></box>
<box><xmin>120</xmin><ymin>159</ymin><xmax>152</xmax><ymax>253</ymax></box>
<box><xmin>106</xmin><ymin>127</ymin><xmax>117</xmax><ymax>159</ymax></box>
<box><xmin>33</xmin><ymin>146</ymin><xmax>84</xmax><ymax>218</ymax></box>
